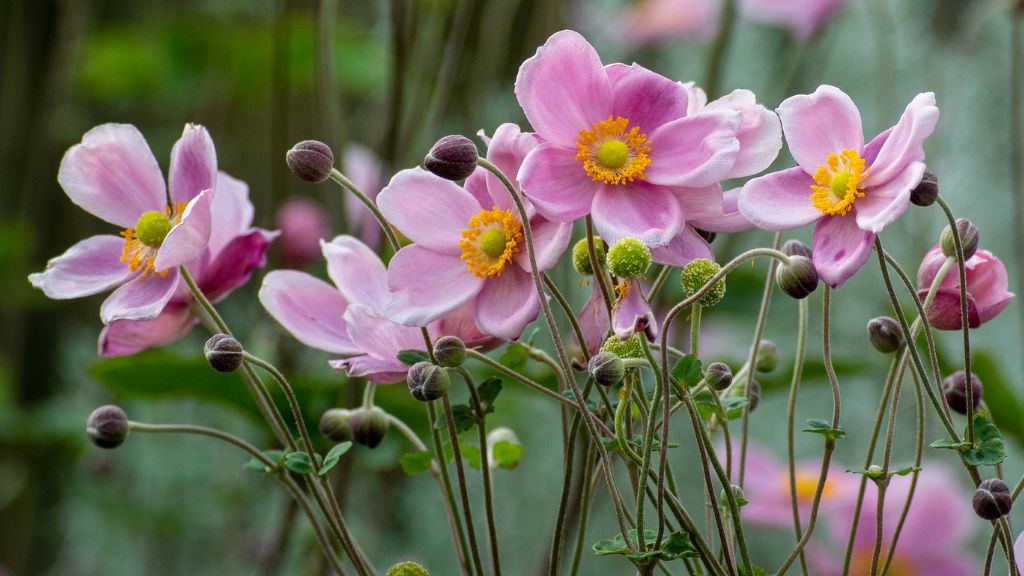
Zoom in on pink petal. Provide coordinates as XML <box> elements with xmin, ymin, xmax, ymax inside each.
<box><xmin>473</xmin><ymin>265</ymin><xmax>540</xmax><ymax>341</ymax></box>
<box><xmin>208</xmin><ymin>172</ymin><xmax>255</xmax><ymax>257</ymax></box>
<box><xmin>58</xmin><ymin>123</ymin><xmax>167</xmax><ymax>228</ymax></box>
<box><xmin>591</xmin><ymin>182</ymin><xmax>685</xmax><ymax>247</ymax></box>
<box><xmin>28</xmin><ymin>235</ymin><xmax>134</xmax><ymax>299</ymax></box>
<box><xmin>515</xmin><ymin>217</ymin><xmax>572</xmax><ymax>273</ymax></box>
<box><xmin>691</xmin><ymin>187</ymin><xmax>755</xmax><ymax>233</ymax></box>
<box><xmin>259</xmin><ymin>270</ymin><xmax>358</xmax><ymax>354</ymax></box>
<box><xmin>518</xmin><ymin>143</ymin><xmax>600</xmax><ymax>222</ymax></box>
<box><xmin>650</xmin><ymin>226</ymin><xmax>714</xmax><ymax>267</ymax></box>
<box><xmin>153</xmin><ymin>188</ymin><xmax>215</xmax><ymax>272</ymax></box>
<box><xmin>645</xmin><ymin>109</ymin><xmax>741</xmax><ymax>187</ymax></box>
<box><xmin>777</xmin><ymin>85</ymin><xmax>864</xmax><ymax>174</ymax></box>
<box><xmin>609</xmin><ymin>64</ymin><xmax>689</xmax><ymax>133</ymax></box>
<box><xmin>514</xmin><ymin>30</ymin><xmax>612</xmax><ymax>148</ymax></box>
<box><xmin>99</xmin><ymin>268</ymin><xmax>181</xmax><ymax>323</ymax></box>
<box><xmin>705</xmin><ymin>89</ymin><xmax>782</xmax><ymax>178</ymax></box>
<box><xmin>168</xmin><ymin>123</ymin><xmax>218</xmax><ymax>204</ymax></box>
<box><xmin>923</xmin><ymin>288</ymin><xmax>981</xmax><ymax>330</ymax></box>
<box><xmin>98</xmin><ymin>301</ymin><xmax>196</xmax><ymax>357</ymax></box>
<box><xmin>865</xmin><ymin>93</ymin><xmax>939</xmax><ymax>187</ymax></box>
<box><xmin>576</xmin><ymin>282</ymin><xmax>610</xmax><ymax>355</ymax></box>
<box><xmin>343</xmin><ymin>304</ymin><xmax>426</xmax><ymax>371</ymax></box>
<box><xmin>854</xmin><ymin>161</ymin><xmax>923</xmax><ymax>233</ymax></box>
<box><xmin>612</xmin><ymin>278</ymin><xmax>656</xmax><ymax>338</ymax></box>
<box><xmin>385</xmin><ymin>245</ymin><xmax>484</xmax><ymax>327</ymax></box>
<box><xmin>322</xmin><ymin>235</ymin><xmax>388</xmax><ymax>311</ymax></box>
<box><xmin>463</xmin><ymin>170</ymin><xmax>496</xmax><ymax>211</ymax></box>
<box><xmin>673</xmin><ymin>184</ymin><xmax>723</xmax><ymax>221</ymax></box>
<box><xmin>480</xmin><ymin>123</ymin><xmax>539</xmax><ymax>212</ymax></box>
<box><xmin>199</xmin><ymin>228</ymin><xmax>278</xmax><ymax>303</ymax></box>
<box><xmin>431</xmin><ymin>302</ymin><xmax>499</xmax><ymax>351</ymax></box>
<box><xmin>916</xmin><ymin>245</ymin><xmax>948</xmax><ymax>290</ymax></box>
<box><xmin>811</xmin><ymin>215</ymin><xmax>875</xmax><ymax>289</ymax></box>
<box><xmin>681</xmin><ymin>81</ymin><xmax>708</xmax><ymax>114</ymax></box>
<box><xmin>331</xmin><ymin>356</ymin><xmax>409</xmax><ymax>385</ymax></box>
<box><xmin>737</xmin><ymin>166</ymin><xmax>821</xmax><ymax>231</ymax></box>
<box><xmin>377</xmin><ymin>168</ymin><xmax>481</xmax><ymax>256</ymax></box>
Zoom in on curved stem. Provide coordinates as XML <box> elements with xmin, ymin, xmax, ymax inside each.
<box><xmin>329</xmin><ymin>167</ymin><xmax>400</xmax><ymax>251</ymax></box>
<box><xmin>544</xmin><ymin>273</ymin><xmax>591</xmax><ymax>363</ymax></box>
<box><xmin>441</xmin><ymin>393</ymin><xmax>486</xmax><ymax>576</ymax></box>
<box><xmin>427</xmin><ymin>401</ymin><xmax>474</xmax><ymax>575</ymax></box>
<box><xmin>585</xmin><ymin>216</ymin><xmax>615</xmax><ymax>323</ymax></box>
<box><xmin>785</xmin><ymin>298</ymin><xmax>810</xmax><ymax>576</ymax></box>
<box><xmin>457</xmin><ymin>368</ymin><xmax>501</xmax><ymax>576</ymax></box>
<box><xmin>936</xmin><ymin>196</ymin><xmax>974</xmax><ymax>442</ymax></box>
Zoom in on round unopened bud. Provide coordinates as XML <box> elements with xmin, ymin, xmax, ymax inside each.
<box><xmin>940</xmin><ymin>218</ymin><xmax>979</xmax><ymax>260</ymax></box>
<box><xmin>781</xmin><ymin>239</ymin><xmax>812</xmax><ymax>259</ymax></box>
<box><xmin>319</xmin><ymin>408</ymin><xmax>354</xmax><ymax>443</ymax></box>
<box><xmin>720</xmin><ymin>484</ymin><xmax>747</xmax><ymax>506</ymax></box>
<box><xmin>755</xmin><ymin>340</ymin><xmax>779</xmax><ymax>373</ymax></box>
<box><xmin>286</xmin><ymin>140</ymin><xmax>334</xmax><ymax>183</ymax></box>
<box><xmin>866</xmin><ymin>464</ymin><xmax>884</xmax><ymax>478</ymax></box>
<box><xmin>682</xmin><ymin>258</ymin><xmax>726</xmax><ymax>307</ymax></box>
<box><xmin>606</xmin><ymin>238</ymin><xmax>651</xmax><ymax>279</ymax></box>
<box><xmin>600</xmin><ymin>334</ymin><xmax>644</xmax><ymax>359</ymax></box>
<box><xmin>572</xmin><ymin>236</ymin><xmax>606</xmax><ymax>276</ymax></box>
<box><xmin>696</xmin><ymin>229</ymin><xmax>717</xmax><ymax>244</ymax></box>
<box><xmin>387</xmin><ymin>561</ymin><xmax>430</xmax><ymax>576</ymax></box>
<box><xmin>424</xmin><ymin>135</ymin><xmax>478</xmax><ymax>181</ymax></box>
<box><xmin>867</xmin><ymin>316</ymin><xmax>904</xmax><ymax>354</ymax></box>
<box><xmin>407</xmin><ymin>362</ymin><xmax>450</xmax><ymax>401</ymax></box>
<box><xmin>776</xmin><ymin>256</ymin><xmax>818</xmax><ymax>300</ymax></box>
<box><xmin>942</xmin><ymin>371</ymin><xmax>983</xmax><ymax>415</ymax></box>
<box><xmin>588</xmin><ymin>351</ymin><xmax>625</xmax><ymax>387</ymax></box>
<box><xmin>87</xmin><ymin>405</ymin><xmax>129</xmax><ymax>449</ymax></box>
<box><xmin>433</xmin><ymin>336</ymin><xmax>467</xmax><ymax>368</ymax></box>
<box><xmin>748</xmin><ymin>379</ymin><xmax>762</xmax><ymax>412</ymax></box>
<box><xmin>973</xmin><ymin>478</ymin><xmax>1012</xmax><ymax>520</ymax></box>
<box><xmin>349</xmin><ymin>407</ymin><xmax>390</xmax><ymax>448</ymax></box>
<box><xmin>704</xmin><ymin>362</ymin><xmax>733</xmax><ymax>391</ymax></box>
<box><xmin>910</xmin><ymin>170</ymin><xmax>939</xmax><ymax>207</ymax></box>
<box><xmin>204</xmin><ymin>334</ymin><xmax>243</xmax><ymax>373</ymax></box>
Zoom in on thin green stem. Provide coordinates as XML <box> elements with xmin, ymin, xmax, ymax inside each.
<box><xmin>441</xmin><ymin>394</ymin><xmax>487</xmax><ymax>576</ymax></box>
<box><xmin>427</xmin><ymin>401</ymin><xmax>474</xmax><ymax>576</ymax></box>
<box><xmin>785</xmin><ymin>298</ymin><xmax>810</xmax><ymax>576</ymax></box>
<box><xmin>457</xmin><ymin>368</ymin><xmax>501</xmax><ymax>576</ymax></box>
<box><xmin>569</xmin><ymin>444</ymin><xmax>597</xmax><ymax>576</ymax></box>
<box><xmin>544</xmin><ymin>273</ymin><xmax>591</xmax><ymax>362</ymax></box>
<box><xmin>936</xmin><ymin>196</ymin><xmax>974</xmax><ymax>442</ymax></box>
<box><xmin>329</xmin><ymin>168</ymin><xmax>400</xmax><ymax>251</ymax></box>
<box><xmin>704</xmin><ymin>0</ymin><xmax>736</xmax><ymax>98</ymax></box>
<box><xmin>585</xmin><ymin>216</ymin><xmax>615</xmax><ymax>323</ymax></box>
<box><xmin>689</xmin><ymin>303</ymin><xmax>702</xmax><ymax>357</ymax></box>
<box><xmin>647</xmin><ymin>265</ymin><xmax>673</xmax><ymax>301</ymax></box>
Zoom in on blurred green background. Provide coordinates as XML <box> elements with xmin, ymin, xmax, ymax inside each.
<box><xmin>2</xmin><ymin>0</ymin><xmax>1024</xmax><ymax>574</ymax></box>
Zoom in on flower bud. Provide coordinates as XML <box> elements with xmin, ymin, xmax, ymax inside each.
<box><xmin>681</xmin><ymin>258</ymin><xmax>726</xmax><ymax>307</ymax></box>
<box><xmin>749</xmin><ymin>379</ymin><xmax>761</xmax><ymax>412</ymax></box>
<box><xmin>433</xmin><ymin>336</ymin><xmax>467</xmax><ymax>368</ymax></box>
<box><xmin>588</xmin><ymin>351</ymin><xmax>625</xmax><ymax>387</ymax></box>
<box><xmin>940</xmin><ymin>218</ymin><xmax>979</xmax><ymax>260</ymax></box>
<box><xmin>407</xmin><ymin>362</ymin><xmax>450</xmax><ymax>402</ymax></box>
<box><xmin>781</xmin><ymin>239</ymin><xmax>812</xmax><ymax>259</ymax></box>
<box><xmin>286</xmin><ymin>140</ymin><xmax>334</xmax><ymax>183</ymax></box>
<box><xmin>942</xmin><ymin>371</ymin><xmax>983</xmax><ymax>415</ymax></box>
<box><xmin>696</xmin><ymin>228</ymin><xmax>717</xmax><ymax>244</ymax></box>
<box><xmin>606</xmin><ymin>238</ymin><xmax>651</xmax><ymax>279</ymax></box>
<box><xmin>867</xmin><ymin>316</ymin><xmax>904</xmax><ymax>354</ymax></box>
<box><xmin>319</xmin><ymin>408</ymin><xmax>353</xmax><ymax>443</ymax></box>
<box><xmin>87</xmin><ymin>405</ymin><xmax>129</xmax><ymax>449</ymax></box>
<box><xmin>720</xmin><ymin>484</ymin><xmax>747</xmax><ymax>506</ymax></box>
<box><xmin>204</xmin><ymin>334</ymin><xmax>243</xmax><ymax>373</ymax></box>
<box><xmin>387</xmin><ymin>561</ymin><xmax>430</xmax><ymax>576</ymax></box>
<box><xmin>600</xmin><ymin>334</ymin><xmax>644</xmax><ymax>359</ymax></box>
<box><xmin>776</xmin><ymin>256</ymin><xmax>818</xmax><ymax>300</ymax></box>
<box><xmin>349</xmin><ymin>406</ymin><xmax>390</xmax><ymax>448</ymax></box>
<box><xmin>973</xmin><ymin>478</ymin><xmax>1012</xmax><ymax>520</ymax></box>
<box><xmin>909</xmin><ymin>170</ymin><xmax>938</xmax><ymax>207</ymax></box>
<box><xmin>424</xmin><ymin>135</ymin><xmax>478</xmax><ymax>181</ymax></box>
<box><xmin>704</xmin><ymin>362</ymin><xmax>732</xmax><ymax>391</ymax></box>
<box><xmin>571</xmin><ymin>236</ymin><xmax>605</xmax><ymax>276</ymax></box>
<box><xmin>755</xmin><ymin>340</ymin><xmax>779</xmax><ymax>373</ymax></box>
<box><xmin>866</xmin><ymin>464</ymin><xmax>884</xmax><ymax>478</ymax></box>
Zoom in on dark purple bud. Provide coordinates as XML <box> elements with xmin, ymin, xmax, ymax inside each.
<box><xmin>781</xmin><ymin>239</ymin><xmax>812</xmax><ymax>259</ymax></box>
<box><xmin>942</xmin><ymin>371</ymin><xmax>983</xmax><ymax>415</ymax></box>
<box><xmin>588</xmin><ymin>352</ymin><xmax>625</xmax><ymax>387</ymax></box>
<box><xmin>910</xmin><ymin>170</ymin><xmax>938</xmax><ymax>207</ymax></box>
<box><xmin>776</xmin><ymin>256</ymin><xmax>818</xmax><ymax>300</ymax></box>
<box><xmin>867</xmin><ymin>316</ymin><xmax>904</xmax><ymax>354</ymax></box>
<box><xmin>407</xmin><ymin>362</ymin><xmax>449</xmax><ymax>402</ymax></box>
<box><xmin>424</xmin><ymin>135</ymin><xmax>478</xmax><ymax>181</ymax></box>
<box><xmin>704</xmin><ymin>362</ymin><xmax>732</xmax><ymax>391</ymax></box>
<box><xmin>973</xmin><ymin>478</ymin><xmax>1011</xmax><ymax>520</ymax></box>
<box><xmin>349</xmin><ymin>407</ymin><xmax>390</xmax><ymax>448</ymax></box>
<box><xmin>286</xmin><ymin>140</ymin><xmax>335</xmax><ymax>183</ymax></box>
<box><xmin>940</xmin><ymin>218</ymin><xmax>979</xmax><ymax>260</ymax></box>
<box><xmin>87</xmin><ymin>405</ymin><xmax>129</xmax><ymax>449</ymax></box>
<box><xmin>204</xmin><ymin>334</ymin><xmax>243</xmax><ymax>373</ymax></box>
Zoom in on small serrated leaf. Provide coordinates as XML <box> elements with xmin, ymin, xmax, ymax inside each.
<box><xmin>284</xmin><ymin>451</ymin><xmax>315</xmax><ymax>475</ymax></box>
<box><xmin>434</xmin><ymin>404</ymin><xmax>477</xmax><ymax>433</ymax></box>
<box><xmin>318</xmin><ymin>442</ymin><xmax>352</xmax><ymax>476</ymax></box>
<box><xmin>671</xmin><ymin>355</ymin><xmax>702</xmax><ymax>387</ymax></box>
<box><xmin>477</xmin><ymin>377</ymin><xmax>503</xmax><ymax>414</ymax></box>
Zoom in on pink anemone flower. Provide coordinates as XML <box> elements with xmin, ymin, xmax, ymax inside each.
<box><xmin>738</xmin><ymin>85</ymin><xmax>939</xmax><ymax>288</ymax></box>
<box><xmin>515</xmin><ymin>30</ymin><xmax>745</xmax><ymax>251</ymax></box>
<box><xmin>259</xmin><ymin>235</ymin><xmax>493</xmax><ymax>384</ymax></box>
<box><xmin>99</xmin><ymin>173</ymin><xmax>277</xmax><ymax>356</ymax></box>
<box><xmin>740</xmin><ymin>0</ymin><xmax>849</xmax><ymax>40</ymax></box>
<box><xmin>917</xmin><ymin>245</ymin><xmax>1014</xmax><ymax>330</ymax></box>
<box><xmin>380</xmin><ymin>124</ymin><xmax>572</xmax><ymax>341</ymax></box>
<box><xmin>29</xmin><ymin>124</ymin><xmax>218</xmax><ymax>323</ymax></box>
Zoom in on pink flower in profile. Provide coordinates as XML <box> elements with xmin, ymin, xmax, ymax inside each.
<box><xmin>259</xmin><ymin>235</ymin><xmax>493</xmax><ymax>383</ymax></box>
<box><xmin>276</xmin><ymin>198</ymin><xmax>331</xmax><ymax>269</ymax></box>
<box><xmin>99</xmin><ymin>174</ymin><xmax>278</xmax><ymax>356</ymax></box>
<box><xmin>342</xmin><ymin>144</ymin><xmax>385</xmax><ymax>251</ymax></box>
<box><xmin>29</xmin><ymin>124</ymin><xmax>218</xmax><ymax>323</ymax></box>
<box><xmin>917</xmin><ymin>245</ymin><xmax>1014</xmax><ymax>330</ymax></box>
<box><xmin>739</xmin><ymin>0</ymin><xmax>848</xmax><ymax>40</ymax></box>
<box><xmin>738</xmin><ymin>85</ymin><xmax>939</xmax><ymax>288</ymax></box>
<box><xmin>618</xmin><ymin>0</ymin><xmax>722</xmax><ymax>46</ymax></box>
<box><xmin>379</xmin><ymin>124</ymin><xmax>571</xmax><ymax>341</ymax></box>
<box><xmin>515</xmin><ymin>30</ymin><xmax>746</xmax><ymax>251</ymax></box>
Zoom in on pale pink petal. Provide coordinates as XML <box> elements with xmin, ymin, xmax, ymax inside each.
<box><xmin>28</xmin><ymin>235</ymin><xmax>134</xmax><ymax>299</ymax></box>
<box><xmin>923</xmin><ymin>289</ymin><xmax>980</xmax><ymax>330</ymax></box>
<box><xmin>650</xmin><ymin>226</ymin><xmax>714</xmax><ymax>267</ymax></box>
<box><xmin>515</xmin><ymin>217</ymin><xmax>572</xmax><ymax>273</ymax></box>
<box><xmin>865</xmin><ymin>93</ymin><xmax>939</xmax><ymax>187</ymax></box>
<box><xmin>463</xmin><ymin>170</ymin><xmax>496</xmax><ymax>211</ymax></box>
<box><xmin>98</xmin><ymin>302</ymin><xmax>196</xmax><ymax>357</ymax></box>
<box><xmin>168</xmin><ymin>123</ymin><xmax>217</xmax><ymax>204</ymax></box>
<box><xmin>200</xmin><ymin>229</ymin><xmax>278</xmax><ymax>303</ymax></box>
<box><xmin>514</xmin><ymin>30</ymin><xmax>612</xmax><ymax>148</ymax></box>
<box><xmin>57</xmin><ymin>123</ymin><xmax>167</xmax><ymax>228</ymax></box>
<box><xmin>691</xmin><ymin>188</ymin><xmax>755</xmax><ymax>232</ymax></box>
<box><xmin>431</xmin><ymin>302</ymin><xmax>500</xmax><ymax>351</ymax></box>
<box><xmin>777</xmin><ymin>85</ymin><xmax>864</xmax><ymax>174</ymax></box>
<box><xmin>474</xmin><ymin>266</ymin><xmax>540</xmax><ymax>341</ymax></box>
<box><xmin>645</xmin><ymin>110</ymin><xmax>741</xmax><ymax>187</ymax></box>
<box><xmin>153</xmin><ymin>189</ymin><xmax>214</xmax><ymax>272</ymax></box>
<box><xmin>377</xmin><ymin>168</ymin><xmax>481</xmax><ymax>256</ymax></box>
<box><xmin>342</xmin><ymin>304</ymin><xmax>426</xmax><ymax>377</ymax></box>
<box><xmin>480</xmin><ymin>123</ymin><xmax>539</xmax><ymax>212</ymax></box>
<box><xmin>208</xmin><ymin>172</ymin><xmax>254</xmax><ymax>257</ymax></box>
<box><xmin>576</xmin><ymin>282</ymin><xmax>610</xmax><ymax>355</ymax></box>
<box><xmin>385</xmin><ymin>245</ymin><xmax>484</xmax><ymax>327</ymax></box>
<box><xmin>609</xmin><ymin>64</ymin><xmax>689</xmax><ymax>132</ymax></box>
<box><xmin>612</xmin><ymin>279</ymin><xmax>656</xmax><ymax>338</ymax></box>
<box><xmin>673</xmin><ymin>184</ymin><xmax>723</xmax><ymax>221</ymax></box>
<box><xmin>737</xmin><ymin>166</ymin><xmax>821</xmax><ymax>231</ymax></box>
<box><xmin>591</xmin><ymin>183</ymin><xmax>685</xmax><ymax>247</ymax></box>
<box><xmin>681</xmin><ymin>81</ymin><xmax>708</xmax><ymax>115</ymax></box>
<box><xmin>99</xmin><ymin>268</ymin><xmax>181</xmax><ymax>323</ymax></box>
<box><xmin>331</xmin><ymin>356</ymin><xmax>408</xmax><ymax>385</ymax></box>
<box><xmin>811</xmin><ymin>215</ymin><xmax>875</xmax><ymax>289</ymax></box>
<box><xmin>519</xmin><ymin>143</ymin><xmax>600</xmax><ymax>222</ymax></box>
<box><xmin>705</xmin><ymin>89</ymin><xmax>783</xmax><ymax>178</ymax></box>
<box><xmin>322</xmin><ymin>235</ymin><xmax>388</xmax><ymax>311</ymax></box>
<box><xmin>854</xmin><ymin>161</ymin><xmax>923</xmax><ymax>233</ymax></box>
<box><xmin>259</xmin><ymin>270</ymin><xmax>358</xmax><ymax>354</ymax></box>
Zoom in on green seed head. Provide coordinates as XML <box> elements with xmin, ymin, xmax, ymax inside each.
<box><xmin>597</xmin><ymin>139</ymin><xmax>629</xmax><ymax>169</ymax></box>
<box><xmin>681</xmin><ymin>258</ymin><xmax>726</xmax><ymax>307</ymax></box>
<box><xmin>606</xmin><ymin>238</ymin><xmax>651</xmax><ymax>279</ymax></box>
<box><xmin>572</xmin><ymin>236</ymin><xmax>605</xmax><ymax>276</ymax></box>
<box><xmin>479</xmin><ymin>227</ymin><xmax>507</xmax><ymax>259</ymax></box>
<box><xmin>600</xmin><ymin>334</ymin><xmax>644</xmax><ymax>360</ymax></box>
<box><xmin>134</xmin><ymin>210</ymin><xmax>172</xmax><ymax>248</ymax></box>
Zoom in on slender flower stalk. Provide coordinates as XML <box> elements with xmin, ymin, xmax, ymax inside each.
<box><xmin>441</xmin><ymin>393</ymin><xmax>487</xmax><ymax>576</ymax></box>
<box><xmin>457</xmin><ymin>368</ymin><xmax>502</xmax><ymax>576</ymax></box>
<box><xmin>785</xmin><ymin>298</ymin><xmax>810</xmax><ymax>576</ymax></box>
<box><xmin>936</xmin><ymin>196</ymin><xmax>975</xmax><ymax>442</ymax></box>
<box><xmin>329</xmin><ymin>167</ymin><xmax>400</xmax><ymax>251</ymax></box>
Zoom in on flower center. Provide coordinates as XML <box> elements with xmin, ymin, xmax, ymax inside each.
<box><xmin>459</xmin><ymin>207</ymin><xmax>523</xmax><ymax>278</ymax></box>
<box><xmin>576</xmin><ymin>116</ymin><xmax>651</xmax><ymax>185</ymax></box>
<box><xmin>810</xmin><ymin>149</ymin><xmax>868</xmax><ymax>216</ymax></box>
<box><xmin>121</xmin><ymin>203</ymin><xmax>186</xmax><ymax>277</ymax></box>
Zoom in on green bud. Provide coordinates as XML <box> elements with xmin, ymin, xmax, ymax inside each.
<box><xmin>407</xmin><ymin>362</ymin><xmax>450</xmax><ymax>402</ymax></box>
<box><xmin>776</xmin><ymin>256</ymin><xmax>818</xmax><ymax>300</ymax></box>
<box><xmin>349</xmin><ymin>407</ymin><xmax>390</xmax><ymax>449</ymax></box>
<box><xmin>681</xmin><ymin>258</ymin><xmax>726</xmax><ymax>307</ymax></box>
<box><xmin>940</xmin><ymin>218</ymin><xmax>979</xmax><ymax>260</ymax></box>
<box><xmin>386</xmin><ymin>561</ymin><xmax>430</xmax><ymax>576</ymax></box>
<box><xmin>572</xmin><ymin>236</ymin><xmax>605</xmax><ymax>276</ymax></box>
<box><xmin>588</xmin><ymin>351</ymin><xmax>625</xmax><ymax>386</ymax></box>
<box><xmin>704</xmin><ymin>362</ymin><xmax>732</xmax><ymax>391</ymax></box>
<box><xmin>606</xmin><ymin>238</ymin><xmax>651</xmax><ymax>279</ymax></box>
<box><xmin>433</xmin><ymin>336</ymin><xmax>467</xmax><ymax>368</ymax></box>
<box><xmin>755</xmin><ymin>340</ymin><xmax>779</xmax><ymax>373</ymax></box>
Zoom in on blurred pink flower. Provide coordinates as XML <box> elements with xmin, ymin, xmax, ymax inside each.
<box><xmin>740</xmin><ymin>0</ymin><xmax>849</xmax><ymax>40</ymax></box>
<box><xmin>917</xmin><ymin>245</ymin><xmax>1014</xmax><ymax>330</ymax></box>
<box><xmin>276</xmin><ymin>198</ymin><xmax>331</xmax><ymax>269</ymax></box>
<box><xmin>619</xmin><ymin>0</ymin><xmax>722</xmax><ymax>46</ymax></box>
<box><xmin>342</xmin><ymin>143</ymin><xmax>385</xmax><ymax>251</ymax></box>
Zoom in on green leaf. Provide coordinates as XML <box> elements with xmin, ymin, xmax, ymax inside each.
<box><xmin>399</xmin><ymin>452</ymin><xmax>434</xmax><ymax>476</ymax></box>
<box><xmin>461</xmin><ymin>443</ymin><xmax>481</xmax><ymax>470</ymax></box>
<box><xmin>593</xmin><ymin>529</ymin><xmax>696</xmax><ymax>563</ymax></box>
<box><xmin>929</xmin><ymin>439</ymin><xmax>970</xmax><ymax>450</ymax></box>
<box><xmin>397</xmin><ymin>349</ymin><xmax>430</xmax><ymax>366</ymax></box>
<box><xmin>284</xmin><ymin>451</ymin><xmax>315</xmax><ymax>475</ymax></box>
<box><xmin>720</xmin><ymin>396</ymin><xmax>749</xmax><ymax>420</ymax></box>
<box><xmin>434</xmin><ymin>404</ymin><xmax>477</xmax><ymax>433</ymax></box>
<box><xmin>802</xmin><ymin>418</ymin><xmax>846</xmax><ymax>440</ymax></box>
<box><xmin>318</xmin><ymin>442</ymin><xmax>352</xmax><ymax>476</ymax></box>
<box><xmin>671</xmin><ymin>355</ymin><xmax>702</xmax><ymax>387</ymax></box>
<box><xmin>891</xmin><ymin>466</ymin><xmax>920</xmax><ymax>477</ymax></box>
<box><xmin>962</xmin><ymin>411</ymin><xmax>1006</xmax><ymax>466</ymax></box>
<box><xmin>499</xmin><ymin>343</ymin><xmax>528</xmax><ymax>371</ymax></box>
<box><xmin>242</xmin><ymin>450</ymin><xmax>286</xmax><ymax>474</ymax></box>
<box><xmin>477</xmin><ymin>377</ymin><xmax>503</xmax><ymax>414</ymax></box>
<box><xmin>492</xmin><ymin>441</ymin><xmax>523</xmax><ymax>470</ymax></box>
